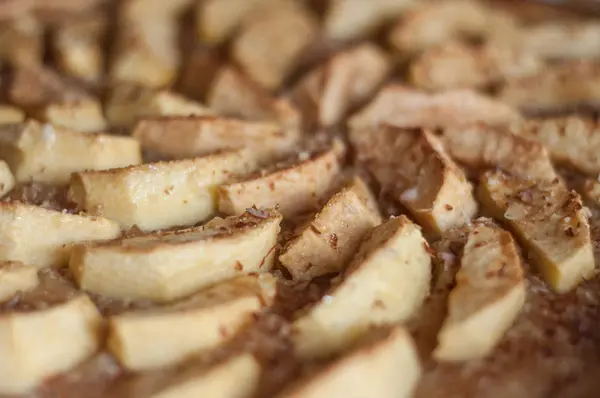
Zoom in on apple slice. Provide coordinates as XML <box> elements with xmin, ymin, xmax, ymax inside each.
<box><xmin>520</xmin><ymin>116</ymin><xmax>600</xmax><ymax>177</ymax></box>
<box><xmin>349</xmin><ymin>84</ymin><xmax>520</xmax><ymax>132</ymax></box>
<box><xmin>37</xmin><ymin>98</ymin><xmax>108</xmax><ymax>133</ymax></box>
<box><xmin>478</xmin><ymin>171</ymin><xmax>594</xmax><ymax>292</ymax></box>
<box><xmin>279</xmin><ymin>327</ymin><xmax>420</xmax><ymax>398</ymax></box>
<box><xmin>293</xmin><ymin>216</ymin><xmax>430</xmax><ymax>359</ymax></box>
<box><xmin>0</xmin><ymin>120</ymin><xmax>141</xmax><ymax>184</ymax></box>
<box><xmin>0</xmin><ymin>261</ymin><xmax>39</xmax><ymax>302</ymax></box>
<box><xmin>279</xmin><ymin>177</ymin><xmax>382</xmax><ymax>279</ymax></box>
<box><xmin>0</xmin><ymin>295</ymin><xmax>102</xmax><ymax>394</ymax></box>
<box><xmin>0</xmin><ymin>202</ymin><xmax>121</xmax><ymax>269</ymax></box>
<box><xmin>132</xmin><ymin>116</ymin><xmax>296</xmax><ymax>161</ymax></box>
<box><xmin>70</xmin><ymin>209</ymin><xmax>282</xmax><ymax>302</ymax></box>
<box><xmin>109</xmin><ymin>274</ymin><xmax>276</xmax><ymax>370</ymax></box>
<box><xmin>68</xmin><ymin>149</ymin><xmax>257</xmax><ymax>231</ymax></box>
<box><xmin>434</xmin><ymin>222</ymin><xmax>526</xmax><ymax>361</ymax></box>
<box><xmin>151</xmin><ymin>353</ymin><xmax>261</xmax><ymax>398</ymax></box>
<box><xmin>440</xmin><ymin>124</ymin><xmax>557</xmax><ymax>180</ymax></box>
<box><xmin>292</xmin><ymin>43</ymin><xmax>390</xmax><ymax>128</ymax></box>
<box><xmin>351</xmin><ymin>125</ymin><xmax>477</xmax><ymax>237</ymax></box>
<box><xmin>219</xmin><ymin>140</ymin><xmax>345</xmax><ymax>218</ymax></box>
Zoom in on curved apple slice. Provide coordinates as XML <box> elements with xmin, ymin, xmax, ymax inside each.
<box><xmin>0</xmin><ymin>261</ymin><xmax>39</xmax><ymax>302</ymax></box>
<box><xmin>292</xmin><ymin>43</ymin><xmax>390</xmax><ymax>128</ymax></box>
<box><xmin>37</xmin><ymin>98</ymin><xmax>108</xmax><ymax>133</ymax></box>
<box><xmin>70</xmin><ymin>210</ymin><xmax>282</xmax><ymax>302</ymax></box>
<box><xmin>349</xmin><ymin>84</ymin><xmax>520</xmax><ymax>132</ymax></box>
<box><xmin>219</xmin><ymin>140</ymin><xmax>344</xmax><ymax>218</ymax></box>
<box><xmin>0</xmin><ymin>295</ymin><xmax>102</xmax><ymax>394</ymax></box>
<box><xmin>478</xmin><ymin>171</ymin><xmax>594</xmax><ymax>292</ymax></box>
<box><xmin>520</xmin><ymin>116</ymin><xmax>600</xmax><ymax>177</ymax></box>
<box><xmin>292</xmin><ymin>216</ymin><xmax>430</xmax><ymax>359</ymax></box>
<box><xmin>231</xmin><ymin>1</ymin><xmax>318</xmax><ymax>90</ymax></box>
<box><xmin>207</xmin><ymin>66</ymin><xmax>301</xmax><ymax>135</ymax></box>
<box><xmin>109</xmin><ymin>274</ymin><xmax>276</xmax><ymax>371</ymax></box>
<box><xmin>132</xmin><ymin>116</ymin><xmax>296</xmax><ymax>161</ymax></box>
<box><xmin>351</xmin><ymin>125</ymin><xmax>477</xmax><ymax>237</ymax></box>
<box><xmin>0</xmin><ymin>120</ymin><xmax>141</xmax><ymax>184</ymax></box>
<box><xmin>279</xmin><ymin>327</ymin><xmax>420</xmax><ymax>398</ymax></box>
<box><xmin>106</xmin><ymin>85</ymin><xmax>213</xmax><ymax>129</ymax></box>
<box><xmin>440</xmin><ymin>124</ymin><xmax>557</xmax><ymax>180</ymax></box>
<box><xmin>522</xmin><ymin>21</ymin><xmax>600</xmax><ymax>60</ymax></box>
<box><xmin>434</xmin><ymin>222</ymin><xmax>526</xmax><ymax>361</ymax></box>
<box><xmin>279</xmin><ymin>177</ymin><xmax>382</xmax><ymax>280</ymax></box>
<box><xmin>0</xmin><ymin>202</ymin><xmax>121</xmax><ymax>269</ymax></box>
<box><xmin>410</xmin><ymin>41</ymin><xmax>540</xmax><ymax>92</ymax></box>
<box><xmin>498</xmin><ymin>61</ymin><xmax>600</xmax><ymax>114</ymax></box>
<box><xmin>53</xmin><ymin>14</ymin><xmax>105</xmax><ymax>84</ymax></box>
<box><xmin>68</xmin><ymin>149</ymin><xmax>257</xmax><ymax>231</ymax></box>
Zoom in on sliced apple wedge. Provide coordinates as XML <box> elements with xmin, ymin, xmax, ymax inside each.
<box><xmin>207</xmin><ymin>66</ymin><xmax>301</xmax><ymax>134</ymax></box>
<box><xmin>70</xmin><ymin>210</ymin><xmax>282</xmax><ymax>302</ymax></box>
<box><xmin>109</xmin><ymin>274</ymin><xmax>276</xmax><ymax>370</ymax></box>
<box><xmin>0</xmin><ymin>105</ymin><xmax>25</xmax><ymax>124</ymax></box>
<box><xmin>7</xmin><ymin>65</ymin><xmax>89</xmax><ymax>112</ymax></box>
<box><xmin>279</xmin><ymin>177</ymin><xmax>382</xmax><ymax>280</ymax></box>
<box><xmin>280</xmin><ymin>327</ymin><xmax>420</xmax><ymax>398</ymax></box>
<box><xmin>349</xmin><ymin>84</ymin><xmax>520</xmax><ymax>132</ymax></box>
<box><xmin>132</xmin><ymin>116</ymin><xmax>296</xmax><ymax>161</ymax></box>
<box><xmin>151</xmin><ymin>353</ymin><xmax>261</xmax><ymax>398</ymax></box>
<box><xmin>37</xmin><ymin>98</ymin><xmax>108</xmax><ymax>133</ymax></box>
<box><xmin>0</xmin><ymin>120</ymin><xmax>141</xmax><ymax>184</ymax></box>
<box><xmin>0</xmin><ymin>202</ymin><xmax>120</xmax><ymax>269</ymax></box>
<box><xmin>0</xmin><ymin>261</ymin><xmax>39</xmax><ymax>302</ymax></box>
<box><xmin>522</xmin><ymin>21</ymin><xmax>600</xmax><ymax>60</ymax></box>
<box><xmin>219</xmin><ymin>140</ymin><xmax>345</xmax><ymax>218</ymax></box>
<box><xmin>0</xmin><ymin>160</ymin><xmax>15</xmax><ymax>197</ymax></box>
<box><xmin>292</xmin><ymin>43</ymin><xmax>390</xmax><ymax>128</ymax></box>
<box><xmin>410</xmin><ymin>40</ymin><xmax>540</xmax><ymax>92</ymax></box>
<box><xmin>106</xmin><ymin>85</ymin><xmax>213</xmax><ymax>129</ymax></box>
<box><xmin>434</xmin><ymin>222</ymin><xmax>526</xmax><ymax>361</ymax></box>
<box><xmin>351</xmin><ymin>125</ymin><xmax>477</xmax><ymax>237</ymax></box>
<box><xmin>68</xmin><ymin>149</ymin><xmax>257</xmax><ymax>231</ymax></box>
<box><xmin>109</xmin><ymin>3</ymin><xmax>180</xmax><ymax>88</ymax></box>
<box><xmin>498</xmin><ymin>61</ymin><xmax>600</xmax><ymax>114</ymax></box>
<box><xmin>293</xmin><ymin>216</ymin><xmax>430</xmax><ymax>359</ymax></box>
<box><xmin>519</xmin><ymin>116</ymin><xmax>600</xmax><ymax>176</ymax></box>
<box><xmin>0</xmin><ymin>295</ymin><xmax>102</xmax><ymax>394</ymax></box>
<box><xmin>440</xmin><ymin>124</ymin><xmax>557</xmax><ymax>180</ymax></box>
<box><xmin>478</xmin><ymin>171</ymin><xmax>594</xmax><ymax>293</ymax></box>
<box><xmin>52</xmin><ymin>13</ymin><xmax>105</xmax><ymax>83</ymax></box>
<box><xmin>231</xmin><ymin>1</ymin><xmax>318</xmax><ymax>90</ymax></box>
